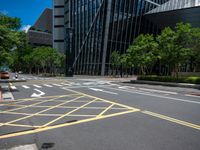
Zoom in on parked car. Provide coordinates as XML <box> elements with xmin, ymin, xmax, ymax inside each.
<box><xmin>0</xmin><ymin>71</ymin><xmax>10</xmax><ymax>79</ymax></box>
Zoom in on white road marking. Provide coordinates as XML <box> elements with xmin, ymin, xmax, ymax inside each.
<box><xmin>43</xmin><ymin>84</ymin><xmax>53</xmax><ymax>87</ymax></box>
<box><xmin>2</xmin><ymin>91</ymin><xmax>14</xmax><ymax>101</ymax></box>
<box><xmin>10</xmin><ymin>86</ymin><xmax>17</xmax><ymax>90</ymax></box>
<box><xmin>52</xmin><ymin>84</ymin><xmax>63</xmax><ymax>87</ymax></box>
<box><xmin>31</xmin><ymin>89</ymin><xmax>45</xmax><ymax>97</ymax></box>
<box><xmin>83</xmin><ymin>82</ymin><xmax>95</xmax><ymax>85</ymax></box>
<box><xmin>103</xmin><ymin>86</ymin><xmax>200</xmax><ymax>105</ymax></box>
<box><xmin>33</xmin><ymin>85</ymin><xmax>42</xmax><ymax>88</ymax></box>
<box><xmin>139</xmin><ymin>88</ymin><xmax>178</xmax><ymax>95</ymax></box>
<box><xmin>89</xmin><ymin>88</ymin><xmax>118</xmax><ymax>95</ymax></box>
<box><xmin>61</xmin><ymin>83</ymin><xmax>71</xmax><ymax>86</ymax></box>
<box><xmin>185</xmin><ymin>94</ymin><xmax>200</xmax><ymax>98</ymax></box>
<box><xmin>119</xmin><ymin>86</ymin><xmax>135</xmax><ymax>89</ymax></box>
<box><xmin>71</xmin><ymin>83</ymin><xmax>81</xmax><ymax>86</ymax></box>
<box><xmin>7</xmin><ymin>144</ymin><xmax>38</xmax><ymax>150</ymax></box>
<box><xmin>22</xmin><ymin>85</ymin><xmax>30</xmax><ymax>89</ymax></box>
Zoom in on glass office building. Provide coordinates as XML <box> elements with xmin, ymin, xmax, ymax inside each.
<box><xmin>53</xmin><ymin>0</ymin><xmax>200</xmax><ymax>75</ymax></box>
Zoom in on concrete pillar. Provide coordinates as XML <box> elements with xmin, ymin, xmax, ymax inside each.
<box><xmin>101</xmin><ymin>0</ymin><xmax>112</xmax><ymax>76</ymax></box>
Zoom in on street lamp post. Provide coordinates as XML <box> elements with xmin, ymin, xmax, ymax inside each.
<box><xmin>65</xmin><ymin>28</ymin><xmax>74</xmax><ymax>77</ymax></box>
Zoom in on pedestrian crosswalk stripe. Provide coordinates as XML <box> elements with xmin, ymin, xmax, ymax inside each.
<box><xmin>10</xmin><ymin>86</ymin><xmax>17</xmax><ymax>90</ymax></box>
<box><xmin>33</xmin><ymin>85</ymin><xmax>42</xmax><ymax>88</ymax></box>
<box><xmin>52</xmin><ymin>84</ymin><xmax>63</xmax><ymax>87</ymax></box>
<box><xmin>61</xmin><ymin>83</ymin><xmax>70</xmax><ymax>86</ymax></box>
<box><xmin>43</xmin><ymin>84</ymin><xmax>53</xmax><ymax>87</ymax></box>
<box><xmin>22</xmin><ymin>85</ymin><xmax>30</xmax><ymax>89</ymax></box>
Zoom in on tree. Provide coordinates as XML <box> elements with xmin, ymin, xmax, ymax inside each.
<box><xmin>190</xmin><ymin>27</ymin><xmax>200</xmax><ymax>71</ymax></box>
<box><xmin>0</xmin><ymin>13</ymin><xmax>22</xmax><ymax>67</ymax></box>
<box><xmin>127</xmin><ymin>34</ymin><xmax>158</xmax><ymax>75</ymax></box>
<box><xmin>0</xmin><ymin>13</ymin><xmax>21</xmax><ymax>30</ymax></box>
<box><xmin>31</xmin><ymin>47</ymin><xmax>63</xmax><ymax>75</ymax></box>
<box><xmin>110</xmin><ymin>50</ymin><xmax>121</xmax><ymax>76</ymax></box>
<box><xmin>120</xmin><ymin>54</ymin><xmax>132</xmax><ymax>77</ymax></box>
<box><xmin>157</xmin><ymin>23</ymin><xmax>192</xmax><ymax>77</ymax></box>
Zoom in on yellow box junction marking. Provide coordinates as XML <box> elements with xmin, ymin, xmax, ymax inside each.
<box><xmin>0</xmin><ymin>89</ymin><xmax>139</xmax><ymax>139</ymax></box>
<box><xmin>1</xmin><ymin>87</ymin><xmax>199</xmax><ymax>140</ymax></box>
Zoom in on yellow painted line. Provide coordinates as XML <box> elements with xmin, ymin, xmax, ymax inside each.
<box><xmin>5</xmin><ymin>123</ymin><xmax>40</xmax><ymax>128</ymax></box>
<box><xmin>0</xmin><ymin>88</ymin><xmax>140</xmax><ymax>139</ymax></box>
<box><xmin>67</xmin><ymin>114</ymin><xmax>96</xmax><ymax>117</ymax></box>
<box><xmin>42</xmin><ymin>98</ymin><xmax>98</xmax><ymax>127</ymax></box>
<box><xmin>64</xmin><ymin>88</ymin><xmax>140</xmax><ymax>111</ymax></box>
<box><xmin>142</xmin><ymin>111</ymin><xmax>200</xmax><ymax>131</ymax></box>
<box><xmin>0</xmin><ymin>96</ymin><xmax>84</xmax><ymax>127</ymax></box>
<box><xmin>0</xmin><ymin>111</ymin><xmax>63</xmax><ymax>117</ymax></box>
<box><xmin>0</xmin><ymin>111</ymin><xmax>29</xmax><ymax>116</ymax></box>
<box><xmin>0</xmin><ymin>94</ymin><xmax>81</xmax><ymax>106</ymax></box>
<box><xmin>1</xmin><ymin>107</ymin><xmax>129</xmax><ymax>117</ymax></box>
<box><xmin>0</xmin><ymin>100</ymin><xmax>92</xmax><ymax>108</ymax></box>
<box><xmin>1</xmin><ymin>104</ymin><xmax>130</xmax><ymax>111</ymax></box>
<box><xmin>4</xmin><ymin>95</ymin><xmax>67</xmax><ymax>112</ymax></box>
<box><xmin>97</xmin><ymin>104</ymin><xmax>115</xmax><ymax>117</ymax></box>
<box><xmin>0</xmin><ymin>109</ymin><xmax>136</xmax><ymax>139</ymax></box>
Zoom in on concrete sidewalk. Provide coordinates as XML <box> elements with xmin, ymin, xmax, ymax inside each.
<box><xmin>0</xmin><ymin>84</ymin><xmax>15</xmax><ymax>101</ymax></box>
<box><xmin>0</xmin><ymin>85</ymin><xmax>2</xmax><ymax>101</ymax></box>
<box><xmin>0</xmin><ymin>79</ymin><xmax>26</xmax><ymax>83</ymax></box>
<box><xmin>131</xmin><ymin>80</ymin><xmax>200</xmax><ymax>89</ymax></box>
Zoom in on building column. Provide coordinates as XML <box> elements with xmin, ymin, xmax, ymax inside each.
<box><xmin>101</xmin><ymin>0</ymin><xmax>112</xmax><ymax>76</ymax></box>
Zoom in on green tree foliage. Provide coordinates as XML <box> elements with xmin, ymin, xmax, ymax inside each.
<box><xmin>190</xmin><ymin>27</ymin><xmax>200</xmax><ymax>71</ymax></box>
<box><xmin>31</xmin><ymin>47</ymin><xmax>65</xmax><ymax>74</ymax></box>
<box><xmin>125</xmin><ymin>23</ymin><xmax>200</xmax><ymax>77</ymax></box>
<box><xmin>0</xmin><ymin>13</ymin><xmax>22</xmax><ymax>66</ymax></box>
<box><xmin>0</xmin><ymin>13</ymin><xmax>21</xmax><ymax>30</ymax></box>
<box><xmin>120</xmin><ymin>54</ymin><xmax>132</xmax><ymax>77</ymax></box>
<box><xmin>157</xmin><ymin>23</ymin><xmax>193</xmax><ymax>76</ymax></box>
<box><xmin>127</xmin><ymin>34</ymin><xmax>158</xmax><ymax>75</ymax></box>
<box><xmin>110</xmin><ymin>50</ymin><xmax>121</xmax><ymax>75</ymax></box>
<box><xmin>0</xmin><ymin>13</ymin><xmax>65</xmax><ymax>75</ymax></box>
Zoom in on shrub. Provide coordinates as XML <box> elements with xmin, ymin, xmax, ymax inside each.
<box><xmin>137</xmin><ymin>76</ymin><xmax>200</xmax><ymax>84</ymax></box>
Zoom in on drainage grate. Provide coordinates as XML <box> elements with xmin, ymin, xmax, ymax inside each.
<box><xmin>41</xmin><ymin>143</ymin><xmax>55</xmax><ymax>149</ymax></box>
<box><xmin>66</xmin><ymin>120</ymin><xmax>78</xmax><ymax>123</ymax></box>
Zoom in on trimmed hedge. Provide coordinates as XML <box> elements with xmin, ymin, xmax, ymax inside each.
<box><xmin>138</xmin><ymin>76</ymin><xmax>200</xmax><ymax>84</ymax></box>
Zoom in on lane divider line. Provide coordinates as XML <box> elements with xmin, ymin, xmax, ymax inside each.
<box><xmin>139</xmin><ymin>88</ymin><xmax>178</xmax><ymax>95</ymax></box>
<box><xmin>142</xmin><ymin>111</ymin><xmax>200</xmax><ymax>131</ymax></box>
<box><xmin>102</xmin><ymin>86</ymin><xmax>200</xmax><ymax>105</ymax></box>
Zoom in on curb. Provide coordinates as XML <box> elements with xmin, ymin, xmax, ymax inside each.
<box><xmin>130</xmin><ymin>80</ymin><xmax>200</xmax><ymax>89</ymax></box>
<box><xmin>0</xmin><ymin>79</ymin><xmax>26</xmax><ymax>83</ymax></box>
<box><xmin>0</xmin><ymin>86</ymin><xmax>2</xmax><ymax>101</ymax></box>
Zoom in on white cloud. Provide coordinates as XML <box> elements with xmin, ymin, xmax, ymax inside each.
<box><xmin>0</xmin><ymin>10</ymin><xmax>8</xmax><ymax>15</ymax></box>
<box><xmin>21</xmin><ymin>25</ymin><xmax>31</xmax><ymax>33</ymax></box>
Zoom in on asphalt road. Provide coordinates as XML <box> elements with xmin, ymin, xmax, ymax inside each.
<box><xmin>0</xmin><ymin>75</ymin><xmax>200</xmax><ymax>150</ymax></box>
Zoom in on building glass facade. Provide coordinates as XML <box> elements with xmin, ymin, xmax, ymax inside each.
<box><xmin>59</xmin><ymin>0</ymin><xmax>200</xmax><ymax>75</ymax></box>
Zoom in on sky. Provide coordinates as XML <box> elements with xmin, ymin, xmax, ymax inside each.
<box><xmin>0</xmin><ymin>0</ymin><xmax>52</xmax><ymax>32</ymax></box>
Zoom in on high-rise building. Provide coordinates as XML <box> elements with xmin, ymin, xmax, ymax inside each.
<box><xmin>53</xmin><ymin>0</ymin><xmax>200</xmax><ymax>75</ymax></box>
<box><xmin>28</xmin><ymin>8</ymin><xmax>53</xmax><ymax>47</ymax></box>
<box><xmin>53</xmin><ymin>0</ymin><xmax>65</xmax><ymax>53</ymax></box>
